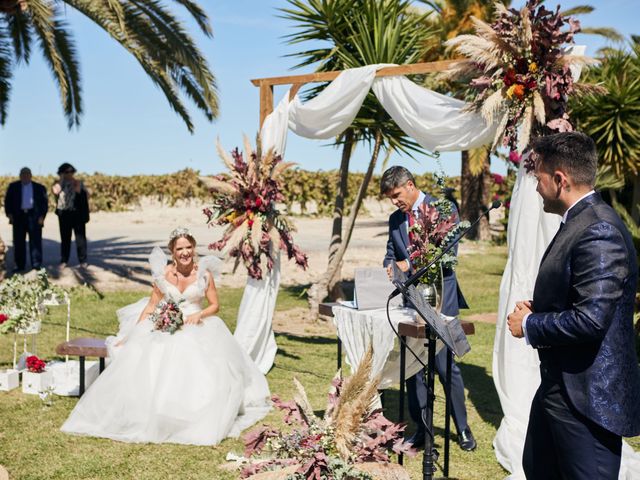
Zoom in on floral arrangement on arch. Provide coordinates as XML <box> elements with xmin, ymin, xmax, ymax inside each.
<box><xmin>0</xmin><ymin>270</ymin><xmax>66</xmax><ymax>334</ymax></box>
<box><xmin>408</xmin><ymin>173</ymin><xmax>470</xmax><ymax>286</ymax></box>
<box><xmin>238</xmin><ymin>348</ymin><xmax>414</xmax><ymax>480</ymax></box>
<box><xmin>444</xmin><ymin>0</ymin><xmax>599</xmax><ymax>164</ymax></box>
<box><xmin>203</xmin><ymin>137</ymin><xmax>308</xmax><ymax>280</ymax></box>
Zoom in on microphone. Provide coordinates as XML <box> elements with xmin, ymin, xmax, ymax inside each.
<box><xmin>389</xmin><ymin>200</ymin><xmax>502</xmax><ymax>299</ymax></box>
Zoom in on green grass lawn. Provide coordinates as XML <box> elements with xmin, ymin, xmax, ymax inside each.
<box><xmin>1</xmin><ymin>244</ymin><xmax>638</xmax><ymax>479</ymax></box>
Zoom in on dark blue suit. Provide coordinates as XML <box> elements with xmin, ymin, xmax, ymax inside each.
<box><xmin>4</xmin><ymin>181</ymin><xmax>48</xmax><ymax>270</ymax></box>
<box><xmin>383</xmin><ymin>193</ymin><xmax>470</xmax><ymax>436</ymax></box>
<box><xmin>523</xmin><ymin>193</ymin><xmax>640</xmax><ymax>479</ymax></box>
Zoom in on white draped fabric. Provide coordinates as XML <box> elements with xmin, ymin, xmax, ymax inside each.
<box><xmin>234</xmin><ymin>254</ymin><xmax>280</xmax><ymax>375</ymax></box>
<box><xmin>332</xmin><ymin>305</ymin><xmax>435</xmax><ymax>390</ymax></box>
<box><xmin>238</xmin><ymin>64</ymin><xmax>494</xmax><ymax>373</ymax></box>
<box><xmin>492</xmin><ymin>163</ymin><xmax>560</xmax><ymax>477</ymax></box>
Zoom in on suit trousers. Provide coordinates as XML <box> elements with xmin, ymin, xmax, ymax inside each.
<box><xmin>12</xmin><ymin>210</ymin><xmax>43</xmax><ymax>270</ymax></box>
<box><xmin>523</xmin><ymin>374</ymin><xmax>621</xmax><ymax>479</ymax></box>
<box><xmin>58</xmin><ymin>211</ymin><xmax>87</xmax><ymax>263</ymax></box>
<box><xmin>406</xmin><ymin>346</ymin><xmax>468</xmax><ymax>435</ymax></box>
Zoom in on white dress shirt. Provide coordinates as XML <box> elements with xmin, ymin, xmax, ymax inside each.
<box><xmin>21</xmin><ymin>182</ymin><xmax>34</xmax><ymax>210</ymax></box>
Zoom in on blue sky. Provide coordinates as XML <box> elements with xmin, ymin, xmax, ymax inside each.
<box><xmin>1</xmin><ymin>0</ymin><xmax>637</xmax><ymax>178</ymax></box>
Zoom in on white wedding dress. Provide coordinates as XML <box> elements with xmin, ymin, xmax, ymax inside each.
<box><xmin>61</xmin><ymin>248</ymin><xmax>271</xmax><ymax>446</ymax></box>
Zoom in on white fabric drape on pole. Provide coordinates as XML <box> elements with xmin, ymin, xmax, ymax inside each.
<box><xmin>234</xmin><ymin>254</ymin><xmax>280</xmax><ymax>375</ymax></box>
<box><xmin>238</xmin><ymin>64</ymin><xmax>495</xmax><ymax>373</ymax></box>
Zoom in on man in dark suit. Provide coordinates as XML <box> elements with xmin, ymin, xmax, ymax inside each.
<box><xmin>507</xmin><ymin>132</ymin><xmax>640</xmax><ymax>479</ymax></box>
<box><xmin>4</xmin><ymin>167</ymin><xmax>48</xmax><ymax>271</ymax></box>
<box><xmin>381</xmin><ymin>165</ymin><xmax>476</xmax><ymax>451</ymax></box>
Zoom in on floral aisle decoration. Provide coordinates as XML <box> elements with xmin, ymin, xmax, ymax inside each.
<box><xmin>407</xmin><ymin>173</ymin><xmax>470</xmax><ymax>287</ymax></box>
<box><xmin>22</xmin><ymin>354</ymin><xmax>53</xmax><ymax>395</ymax></box>
<box><xmin>239</xmin><ymin>348</ymin><xmax>415</xmax><ymax>480</ymax></box>
<box><xmin>0</xmin><ymin>269</ymin><xmax>66</xmax><ymax>335</ymax></box>
<box><xmin>444</xmin><ymin>0</ymin><xmax>598</xmax><ymax>166</ymax></box>
<box><xmin>203</xmin><ymin>137</ymin><xmax>308</xmax><ymax>280</ymax></box>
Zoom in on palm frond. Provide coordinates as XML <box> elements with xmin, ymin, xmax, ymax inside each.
<box><xmin>579</xmin><ymin>27</ymin><xmax>623</xmax><ymax>42</ymax></box>
<box><xmin>468</xmin><ymin>146</ymin><xmax>488</xmax><ymax>176</ymax></box>
<box><xmin>7</xmin><ymin>7</ymin><xmax>32</xmax><ymax>63</ymax></box>
<box><xmin>560</xmin><ymin>5</ymin><xmax>594</xmax><ymax>16</ymax></box>
<box><xmin>0</xmin><ymin>39</ymin><xmax>12</xmax><ymax>125</ymax></box>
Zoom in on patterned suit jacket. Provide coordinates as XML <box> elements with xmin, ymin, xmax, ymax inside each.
<box><xmin>526</xmin><ymin>193</ymin><xmax>640</xmax><ymax>437</ymax></box>
<box><xmin>382</xmin><ymin>192</ymin><xmax>468</xmax><ymax>317</ymax></box>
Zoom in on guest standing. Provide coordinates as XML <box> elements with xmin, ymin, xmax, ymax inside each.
<box><xmin>507</xmin><ymin>132</ymin><xmax>640</xmax><ymax>479</ymax></box>
<box><xmin>4</xmin><ymin>167</ymin><xmax>48</xmax><ymax>272</ymax></box>
<box><xmin>52</xmin><ymin>163</ymin><xmax>90</xmax><ymax>267</ymax></box>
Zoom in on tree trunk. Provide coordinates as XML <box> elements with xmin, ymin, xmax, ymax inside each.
<box><xmin>310</xmin><ymin>130</ymin><xmax>384</xmax><ymax>314</ymax></box>
<box><xmin>327</xmin><ymin>129</ymin><xmax>355</xmax><ymax>300</ymax></box>
<box><xmin>460</xmin><ymin>150</ymin><xmax>492</xmax><ymax>241</ymax></box>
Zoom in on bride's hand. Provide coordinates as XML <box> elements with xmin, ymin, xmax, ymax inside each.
<box><xmin>185</xmin><ymin>312</ymin><xmax>203</xmax><ymax>325</ymax></box>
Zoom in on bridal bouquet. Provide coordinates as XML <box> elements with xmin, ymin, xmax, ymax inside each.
<box><xmin>203</xmin><ymin>137</ymin><xmax>308</xmax><ymax>280</ymax></box>
<box><xmin>149</xmin><ymin>300</ymin><xmax>184</xmax><ymax>334</ymax></box>
<box><xmin>407</xmin><ymin>175</ymin><xmax>469</xmax><ymax>286</ymax></box>
<box><xmin>444</xmin><ymin>0</ymin><xmax>597</xmax><ymax>160</ymax></box>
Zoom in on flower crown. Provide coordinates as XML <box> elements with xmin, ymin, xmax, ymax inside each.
<box><xmin>169</xmin><ymin>227</ymin><xmax>191</xmax><ymax>242</ymax></box>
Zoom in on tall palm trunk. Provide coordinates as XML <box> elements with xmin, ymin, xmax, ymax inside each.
<box><xmin>460</xmin><ymin>150</ymin><xmax>492</xmax><ymax>241</ymax></box>
<box><xmin>310</xmin><ymin>130</ymin><xmax>384</xmax><ymax>314</ymax></box>
<box><xmin>327</xmin><ymin>129</ymin><xmax>355</xmax><ymax>300</ymax></box>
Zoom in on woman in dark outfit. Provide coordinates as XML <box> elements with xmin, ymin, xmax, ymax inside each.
<box><xmin>52</xmin><ymin>163</ymin><xmax>90</xmax><ymax>267</ymax></box>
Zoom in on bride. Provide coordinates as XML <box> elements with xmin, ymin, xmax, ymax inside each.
<box><xmin>61</xmin><ymin>227</ymin><xmax>271</xmax><ymax>445</ymax></box>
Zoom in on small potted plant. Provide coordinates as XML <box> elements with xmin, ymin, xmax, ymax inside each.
<box><xmin>22</xmin><ymin>355</ymin><xmax>53</xmax><ymax>395</ymax></box>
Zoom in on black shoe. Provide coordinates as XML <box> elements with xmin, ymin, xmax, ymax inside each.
<box><xmin>406</xmin><ymin>430</ymin><xmax>426</xmax><ymax>449</ymax></box>
<box><xmin>458</xmin><ymin>427</ymin><xmax>477</xmax><ymax>451</ymax></box>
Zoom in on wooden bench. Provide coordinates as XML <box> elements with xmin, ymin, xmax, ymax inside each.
<box><xmin>55</xmin><ymin>338</ymin><xmax>108</xmax><ymax>396</ymax></box>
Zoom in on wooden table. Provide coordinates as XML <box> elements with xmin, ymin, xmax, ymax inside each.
<box><xmin>319</xmin><ymin>302</ymin><xmax>475</xmax><ymax>476</ymax></box>
<box><xmin>55</xmin><ymin>338</ymin><xmax>108</xmax><ymax>396</ymax></box>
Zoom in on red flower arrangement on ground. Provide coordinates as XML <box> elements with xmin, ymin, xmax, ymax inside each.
<box><xmin>26</xmin><ymin>355</ymin><xmax>46</xmax><ymax>373</ymax></box>
<box><xmin>204</xmin><ymin>137</ymin><xmax>308</xmax><ymax>280</ymax></box>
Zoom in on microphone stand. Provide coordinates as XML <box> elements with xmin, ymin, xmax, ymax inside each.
<box><xmin>389</xmin><ymin>201</ymin><xmax>500</xmax><ymax>480</ymax></box>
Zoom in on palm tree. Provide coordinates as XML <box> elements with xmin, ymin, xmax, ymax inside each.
<box><xmin>0</xmin><ymin>0</ymin><xmax>218</xmax><ymax>132</ymax></box>
<box><xmin>0</xmin><ymin>0</ymin><xmax>218</xmax><ymax>277</ymax></box>
<box><xmin>280</xmin><ymin>0</ymin><xmax>436</xmax><ymax>308</ymax></box>
<box><xmin>572</xmin><ymin>38</ymin><xmax>640</xmax><ymax>222</ymax></box>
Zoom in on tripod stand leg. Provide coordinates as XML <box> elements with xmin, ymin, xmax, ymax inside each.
<box><xmin>423</xmin><ymin>332</ymin><xmax>438</xmax><ymax>480</ymax></box>
<box><xmin>399</xmin><ymin>335</ymin><xmax>406</xmax><ymax>465</ymax></box>
<box><xmin>444</xmin><ymin>348</ymin><xmax>453</xmax><ymax>478</ymax></box>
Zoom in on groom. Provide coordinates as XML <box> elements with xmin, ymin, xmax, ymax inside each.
<box><xmin>381</xmin><ymin>166</ymin><xmax>476</xmax><ymax>451</ymax></box>
<box><xmin>508</xmin><ymin>132</ymin><xmax>640</xmax><ymax>479</ymax></box>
